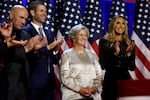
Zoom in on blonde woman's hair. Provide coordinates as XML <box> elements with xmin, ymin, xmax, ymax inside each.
<box><xmin>107</xmin><ymin>16</ymin><xmax>131</xmax><ymax>45</ymax></box>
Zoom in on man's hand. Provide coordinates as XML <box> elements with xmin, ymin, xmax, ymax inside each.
<box><xmin>47</xmin><ymin>40</ymin><xmax>59</xmax><ymax>50</ymax></box>
<box><xmin>33</xmin><ymin>36</ymin><xmax>47</xmax><ymax>51</ymax></box>
<box><xmin>24</xmin><ymin>35</ymin><xmax>41</xmax><ymax>53</ymax></box>
<box><xmin>6</xmin><ymin>35</ymin><xmax>27</xmax><ymax>48</ymax></box>
<box><xmin>0</xmin><ymin>22</ymin><xmax>13</xmax><ymax>40</ymax></box>
<box><xmin>54</xmin><ymin>37</ymin><xmax>65</xmax><ymax>51</ymax></box>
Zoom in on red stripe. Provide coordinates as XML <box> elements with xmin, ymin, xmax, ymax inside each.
<box><xmin>136</xmin><ymin>46</ymin><xmax>150</xmax><ymax>72</ymax></box>
<box><xmin>91</xmin><ymin>42</ymin><xmax>99</xmax><ymax>56</ymax></box>
<box><xmin>118</xmin><ymin>80</ymin><xmax>150</xmax><ymax>97</ymax></box>
<box><xmin>134</xmin><ymin>67</ymin><xmax>145</xmax><ymax>80</ymax></box>
<box><xmin>66</xmin><ymin>40</ymin><xmax>73</xmax><ymax>48</ymax></box>
<box><xmin>125</xmin><ymin>0</ymin><xmax>136</xmax><ymax>2</ymax></box>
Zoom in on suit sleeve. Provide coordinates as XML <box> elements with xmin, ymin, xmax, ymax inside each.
<box><xmin>0</xmin><ymin>41</ymin><xmax>8</xmax><ymax>56</ymax></box>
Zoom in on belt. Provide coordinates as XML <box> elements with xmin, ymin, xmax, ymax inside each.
<box><xmin>79</xmin><ymin>97</ymin><xmax>93</xmax><ymax>100</ymax></box>
<box><xmin>37</xmin><ymin>55</ymin><xmax>48</xmax><ymax>59</ymax></box>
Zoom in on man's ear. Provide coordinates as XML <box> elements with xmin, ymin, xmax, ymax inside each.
<box><xmin>9</xmin><ymin>12</ymin><xmax>14</xmax><ymax>20</ymax></box>
<box><xmin>30</xmin><ymin>10</ymin><xmax>35</xmax><ymax>17</ymax></box>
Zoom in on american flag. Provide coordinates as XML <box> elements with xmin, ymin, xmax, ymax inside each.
<box><xmin>109</xmin><ymin>0</ymin><xmax>127</xmax><ymax>21</ymax></box>
<box><xmin>54</xmin><ymin>0</ymin><xmax>82</xmax><ymax>50</ymax></box>
<box><xmin>40</xmin><ymin>0</ymin><xmax>56</xmax><ymax>38</ymax></box>
<box><xmin>131</xmin><ymin>0</ymin><xmax>150</xmax><ymax>80</ymax></box>
<box><xmin>0</xmin><ymin>1</ymin><xmax>3</xmax><ymax>16</ymax></box>
<box><xmin>54</xmin><ymin>0</ymin><xmax>65</xmax><ymax>36</ymax></box>
<box><xmin>82</xmin><ymin>0</ymin><xmax>104</xmax><ymax>55</ymax></box>
<box><xmin>0</xmin><ymin>0</ymin><xmax>22</xmax><ymax>23</ymax></box>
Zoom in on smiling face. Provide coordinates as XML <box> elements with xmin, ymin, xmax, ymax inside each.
<box><xmin>114</xmin><ymin>17</ymin><xmax>126</xmax><ymax>35</ymax></box>
<box><xmin>74</xmin><ymin>29</ymin><xmax>88</xmax><ymax>47</ymax></box>
<box><xmin>31</xmin><ymin>4</ymin><xmax>47</xmax><ymax>25</ymax></box>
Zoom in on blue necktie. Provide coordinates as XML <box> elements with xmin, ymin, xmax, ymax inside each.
<box><xmin>39</xmin><ymin>27</ymin><xmax>50</xmax><ymax>73</ymax></box>
<box><xmin>38</xmin><ymin>27</ymin><xmax>44</xmax><ymax>38</ymax></box>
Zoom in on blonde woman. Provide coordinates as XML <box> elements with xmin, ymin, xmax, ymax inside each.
<box><xmin>60</xmin><ymin>24</ymin><xmax>103</xmax><ymax>100</ymax></box>
<box><xmin>99</xmin><ymin>16</ymin><xmax>135</xmax><ymax>100</ymax></box>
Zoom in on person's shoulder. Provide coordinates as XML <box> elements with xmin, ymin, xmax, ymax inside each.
<box><xmin>99</xmin><ymin>38</ymin><xmax>107</xmax><ymax>43</ymax></box>
<box><xmin>63</xmin><ymin>48</ymin><xmax>73</xmax><ymax>55</ymax></box>
<box><xmin>85</xmin><ymin>49</ymin><xmax>95</xmax><ymax>55</ymax></box>
<box><xmin>99</xmin><ymin>38</ymin><xmax>109</xmax><ymax>46</ymax></box>
<box><xmin>23</xmin><ymin>23</ymin><xmax>33</xmax><ymax>31</ymax></box>
<box><xmin>62</xmin><ymin>48</ymin><xmax>73</xmax><ymax>58</ymax></box>
<box><xmin>20</xmin><ymin>29</ymin><xmax>29</xmax><ymax>35</ymax></box>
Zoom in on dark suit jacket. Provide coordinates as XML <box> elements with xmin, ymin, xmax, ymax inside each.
<box><xmin>23</xmin><ymin>23</ymin><xmax>60</xmax><ymax>89</ymax></box>
<box><xmin>5</xmin><ymin>30</ymin><xmax>31</xmax><ymax>99</ymax></box>
<box><xmin>0</xmin><ymin>39</ymin><xmax>8</xmax><ymax>56</ymax></box>
<box><xmin>0</xmin><ymin>38</ymin><xmax>8</xmax><ymax>100</ymax></box>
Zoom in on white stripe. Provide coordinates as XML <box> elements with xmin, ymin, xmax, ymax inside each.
<box><xmin>56</xmin><ymin>30</ymin><xmax>69</xmax><ymax>51</ymax></box>
<box><xmin>131</xmin><ymin>31</ymin><xmax>150</xmax><ymax>62</ymax></box>
<box><xmin>129</xmin><ymin>71</ymin><xmax>137</xmax><ymax>80</ymax></box>
<box><xmin>136</xmin><ymin>56</ymin><xmax>150</xmax><ymax>79</ymax></box>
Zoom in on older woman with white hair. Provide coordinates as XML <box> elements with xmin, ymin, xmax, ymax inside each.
<box><xmin>60</xmin><ymin>24</ymin><xmax>103</xmax><ymax>100</ymax></box>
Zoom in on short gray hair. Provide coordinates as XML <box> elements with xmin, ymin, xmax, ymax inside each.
<box><xmin>68</xmin><ymin>24</ymin><xmax>89</xmax><ymax>41</ymax></box>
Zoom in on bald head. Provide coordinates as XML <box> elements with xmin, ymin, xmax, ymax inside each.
<box><xmin>9</xmin><ymin>5</ymin><xmax>28</xmax><ymax>30</ymax></box>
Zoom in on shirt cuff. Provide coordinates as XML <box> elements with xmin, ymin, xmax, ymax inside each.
<box><xmin>53</xmin><ymin>50</ymin><xmax>58</xmax><ymax>55</ymax></box>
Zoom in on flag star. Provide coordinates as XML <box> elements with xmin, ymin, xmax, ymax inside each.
<box><xmin>75</xmin><ymin>15</ymin><xmax>79</xmax><ymax>19</ymax></box>
<box><xmin>148</xmin><ymin>33</ymin><xmax>150</xmax><ymax>36</ymax></box>
<box><xmin>141</xmin><ymin>32</ymin><xmax>145</xmax><ymax>35</ymax></box>
<box><xmin>137</xmin><ymin>25</ymin><xmax>140</xmax><ymax>29</ymax></box>
<box><xmin>142</xmin><ymin>26</ymin><xmax>146</xmax><ymax>30</ymax></box>
<box><xmin>82</xmin><ymin>0</ymin><xmax>104</xmax><ymax>43</ymax></box>
<box><xmin>145</xmin><ymin>9</ymin><xmax>148</xmax><ymax>13</ymax></box>
<box><xmin>70</xmin><ymin>14</ymin><xmax>73</xmax><ymax>17</ymax></box>
<box><xmin>146</xmin><ymin>38</ymin><xmax>150</xmax><ymax>41</ymax></box>
<box><xmin>143</xmin><ymin>20</ymin><xmax>147</xmax><ymax>24</ymax></box>
<box><xmin>115</xmin><ymin>12</ymin><xmax>118</xmax><ymax>16</ymax></box>
<box><xmin>116</xmin><ymin>7</ymin><xmax>119</xmax><ymax>10</ymax></box>
<box><xmin>69</xmin><ymin>20</ymin><xmax>72</xmax><ymax>23</ymax></box>
<box><xmin>71</xmin><ymin>8</ymin><xmax>75</xmax><ymax>12</ymax></box>
<box><xmin>66</xmin><ymin>7</ymin><xmax>69</xmax><ymax>11</ymax></box>
<box><xmin>138</xmin><ymin>14</ymin><xmax>142</xmax><ymax>18</ymax></box>
<box><xmin>117</xmin><ymin>1</ymin><xmax>120</xmax><ymax>5</ymax></box>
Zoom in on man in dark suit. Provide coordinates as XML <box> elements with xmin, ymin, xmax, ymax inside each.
<box><xmin>0</xmin><ymin>22</ymin><xmax>28</xmax><ymax>100</ymax></box>
<box><xmin>23</xmin><ymin>1</ymin><xmax>64</xmax><ymax>100</ymax></box>
<box><xmin>3</xmin><ymin>5</ymin><xmax>41</xmax><ymax>100</ymax></box>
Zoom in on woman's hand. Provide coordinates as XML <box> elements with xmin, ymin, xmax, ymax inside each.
<box><xmin>126</xmin><ymin>40</ymin><xmax>135</xmax><ymax>56</ymax></box>
<box><xmin>79</xmin><ymin>87</ymin><xmax>92</xmax><ymax>97</ymax></box>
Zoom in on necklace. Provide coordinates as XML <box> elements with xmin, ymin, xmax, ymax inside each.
<box><xmin>74</xmin><ymin>48</ymin><xmax>85</xmax><ymax>55</ymax></box>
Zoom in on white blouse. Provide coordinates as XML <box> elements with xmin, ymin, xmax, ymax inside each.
<box><xmin>60</xmin><ymin>48</ymin><xmax>102</xmax><ymax>100</ymax></box>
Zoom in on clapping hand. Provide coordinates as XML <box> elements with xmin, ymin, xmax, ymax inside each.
<box><xmin>34</xmin><ymin>36</ymin><xmax>47</xmax><ymax>51</ymax></box>
<box><xmin>47</xmin><ymin>37</ymin><xmax>64</xmax><ymax>51</ymax></box>
<box><xmin>54</xmin><ymin>37</ymin><xmax>65</xmax><ymax>51</ymax></box>
<box><xmin>126</xmin><ymin>40</ymin><xmax>135</xmax><ymax>52</ymax></box>
<box><xmin>0</xmin><ymin>22</ymin><xmax>13</xmax><ymax>39</ymax></box>
<box><xmin>0</xmin><ymin>22</ymin><xmax>28</xmax><ymax>47</ymax></box>
<box><xmin>126</xmin><ymin>40</ymin><xmax>135</xmax><ymax>56</ymax></box>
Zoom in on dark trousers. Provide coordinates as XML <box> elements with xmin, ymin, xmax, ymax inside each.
<box><xmin>30</xmin><ymin>88</ymin><xmax>54</xmax><ymax>100</ymax></box>
<box><xmin>7</xmin><ymin>64</ymin><xmax>27</xmax><ymax>100</ymax></box>
<box><xmin>0</xmin><ymin>70</ymin><xmax>7</xmax><ymax>100</ymax></box>
<box><xmin>80</xmin><ymin>97</ymin><xmax>93</xmax><ymax>100</ymax></box>
<box><xmin>101</xmin><ymin>80</ymin><xmax>118</xmax><ymax>100</ymax></box>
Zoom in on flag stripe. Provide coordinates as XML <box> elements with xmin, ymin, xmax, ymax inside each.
<box><xmin>136</xmin><ymin>47</ymin><xmax>150</xmax><ymax>72</ymax></box>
